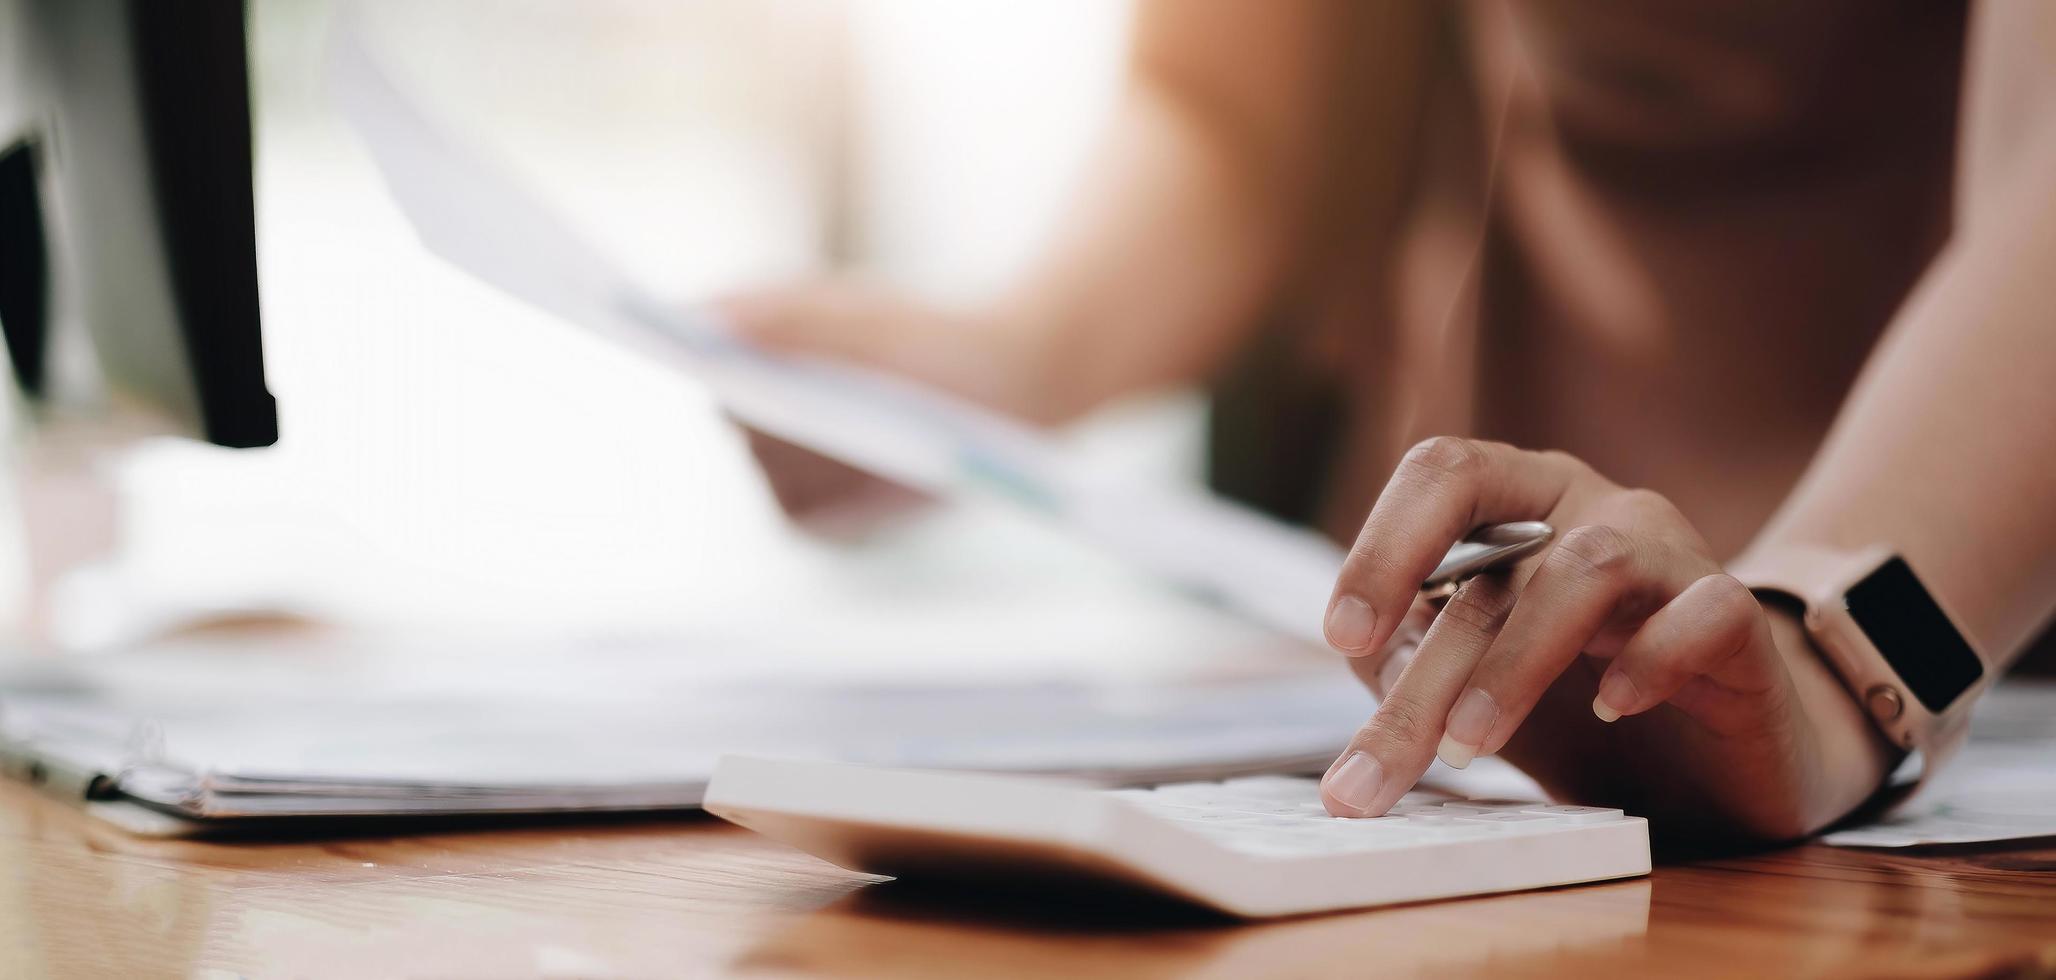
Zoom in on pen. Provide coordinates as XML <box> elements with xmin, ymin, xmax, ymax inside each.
<box><xmin>1421</xmin><ymin>521</ymin><xmax>1556</xmax><ymax>600</ymax></box>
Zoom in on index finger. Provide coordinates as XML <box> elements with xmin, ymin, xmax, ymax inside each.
<box><xmin>1323</xmin><ymin>438</ymin><xmax>1581</xmax><ymax>657</ymax></box>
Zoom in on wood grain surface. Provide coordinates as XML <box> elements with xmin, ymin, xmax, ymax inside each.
<box><xmin>2</xmin><ymin>781</ymin><xmax>2052</xmax><ymax>979</ymax></box>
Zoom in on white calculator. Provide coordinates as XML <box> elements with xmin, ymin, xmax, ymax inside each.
<box><xmin>703</xmin><ymin>756</ymin><xmax>1650</xmax><ymax>918</ymax></box>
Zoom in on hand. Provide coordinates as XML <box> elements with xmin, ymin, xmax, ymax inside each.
<box><xmin>715</xmin><ymin>279</ymin><xmax>1053</xmax><ymax>533</ymax></box>
<box><xmin>1318</xmin><ymin>437</ymin><xmax>1900</xmax><ymax>841</ymax></box>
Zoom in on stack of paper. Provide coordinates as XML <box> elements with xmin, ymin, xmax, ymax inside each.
<box><xmin>0</xmin><ymin>644</ymin><xmax>1373</xmax><ymax>825</ymax></box>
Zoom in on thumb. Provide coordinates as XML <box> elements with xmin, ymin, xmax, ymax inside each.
<box><xmin>710</xmin><ymin>281</ymin><xmax>910</xmax><ymax>366</ymax></box>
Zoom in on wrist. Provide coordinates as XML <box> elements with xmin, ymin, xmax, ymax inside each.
<box><xmin>1762</xmin><ymin>602</ymin><xmax>1903</xmax><ymax>831</ymax></box>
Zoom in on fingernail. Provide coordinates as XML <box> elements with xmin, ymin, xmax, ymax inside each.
<box><xmin>1435</xmin><ymin>733</ymin><xmax>1476</xmax><ymax>770</ymax></box>
<box><xmin>1323</xmin><ymin>751</ymin><xmax>1385</xmax><ymax>813</ymax></box>
<box><xmin>1438</xmin><ymin>688</ymin><xmax>1499</xmax><ymax>769</ymax></box>
<box><xmin>1325</xmin><ymin>596</ymin><xmax>1377</xmax><ymax>654</ymax></box>
<box><xmin>1594</xmin><ymin>671</ymin><xmax>1639</xmax><ymax>723</ymax></box>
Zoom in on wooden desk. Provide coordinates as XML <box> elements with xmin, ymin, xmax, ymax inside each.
<box><xmin>2</xmin><ymin>781</ymin><xmax>2050</xmax><ymax>978</ymax></box>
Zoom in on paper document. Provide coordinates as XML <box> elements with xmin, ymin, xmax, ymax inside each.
<box><xmin>0</xmin><ymin>644</ymin><xmax>1373</xmax><ymax>823</ymax></box>
<box><xmin>327</xmin><ymin>10</ymin><xmax>1346</xmax><ymax>647</ymax></box>
<box><xmin>1822</xmin><ymin>681</ymin><xmax>2056</xmax><ymax>847</ymax></box>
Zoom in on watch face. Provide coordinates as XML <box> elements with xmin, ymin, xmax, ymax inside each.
<box><xmin>1844</xmin><ymin>556</ymin><xmax>1983</xmax><ymax>713</ymax></box>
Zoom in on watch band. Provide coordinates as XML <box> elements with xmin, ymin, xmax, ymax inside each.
<box><xmin>1729</xmin><ymin>545</ymin><xmax>1985</xmax><ymax>801</ymax></box>
<box><xmin>1728</xmin><ymin>544</ymin><xmax>1882</xmax><ymax>613</ymax></box>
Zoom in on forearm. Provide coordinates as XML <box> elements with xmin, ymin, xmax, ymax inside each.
<box><xmin>992</xmin><ymin>84</ymin><xmax>1308</xmax><ymax>420</ymax></box>
<box><xmin>989</xmin><ymin>0</ymin><xmax>1433</xmax><ymax>422</ymax></box>
<box><xmin>1747</xmin><ymin>129</ymin><xmax>2056</xmax><ymax>667</ymax></box>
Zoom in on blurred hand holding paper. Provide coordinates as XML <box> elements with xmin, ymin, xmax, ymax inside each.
<box><xmin>328</xmin><ymin>8</ymin><xmax>1347</xmax><ymax>648</ymax></box>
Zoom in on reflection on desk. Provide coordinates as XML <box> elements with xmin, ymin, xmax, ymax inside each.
<box><xmin>3</xmin><ymin>780</ymin><xmax>2053</xmax><ymax>979</ymax></box>
<box><xmin>740</xmin><ymin>878</ymin><xmax>1651</xmax><ymax>978</ymax></box>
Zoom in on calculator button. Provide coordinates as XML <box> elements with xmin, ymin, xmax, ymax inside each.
<box><xmin>1519</xmin><ymin>805</ymin><xmax>1624</xmax><ymax>824</ymax></box>
<box><xmin>1437</xmin><ymin>800</ymin><xmax>1538</xmax><ymax>814</ymax></box>
<box><xmin>1452</xmin><ymin>812</ymin><xmax>1563</xmax><ymax>829</ymax></box>
<box><xmin>1218</xmin><ymin>776</ymin><xmax>1321</xmax><ymax>799</ymax></box>
<box><xmin>1398</xmin><ymin>812</ymin><xmax>1470</xmax><ymax>826</ymax></box>
<box><xmin>1204</xmin><ymin>800</ymin><xmax>1328</xmax><ymax>817</ymax></box>
<box><xmin>1388</xmin><ymin>803</ymin><xmax>1447</xmax><ymax>816</ymax></box>
<box><xmin>1290</xmin><ymin>824</ymin><xmax>1421</xmax><ymax>850</ymax></box>
<box><xmin>1169</xmin><ymin>808</ymin><xmax>1276</xmax><ymax>824</ymax></box>
<box><xmin>1148</xmin><ymin>785</ymin><xmax>1262</xmax><ymax>806</ymax></box>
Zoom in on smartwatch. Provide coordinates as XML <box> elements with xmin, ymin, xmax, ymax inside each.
<box><xmin>1729</xmin><ymin>545</ymin><xmax>1990</xmax><ymax>783</ymax></box>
